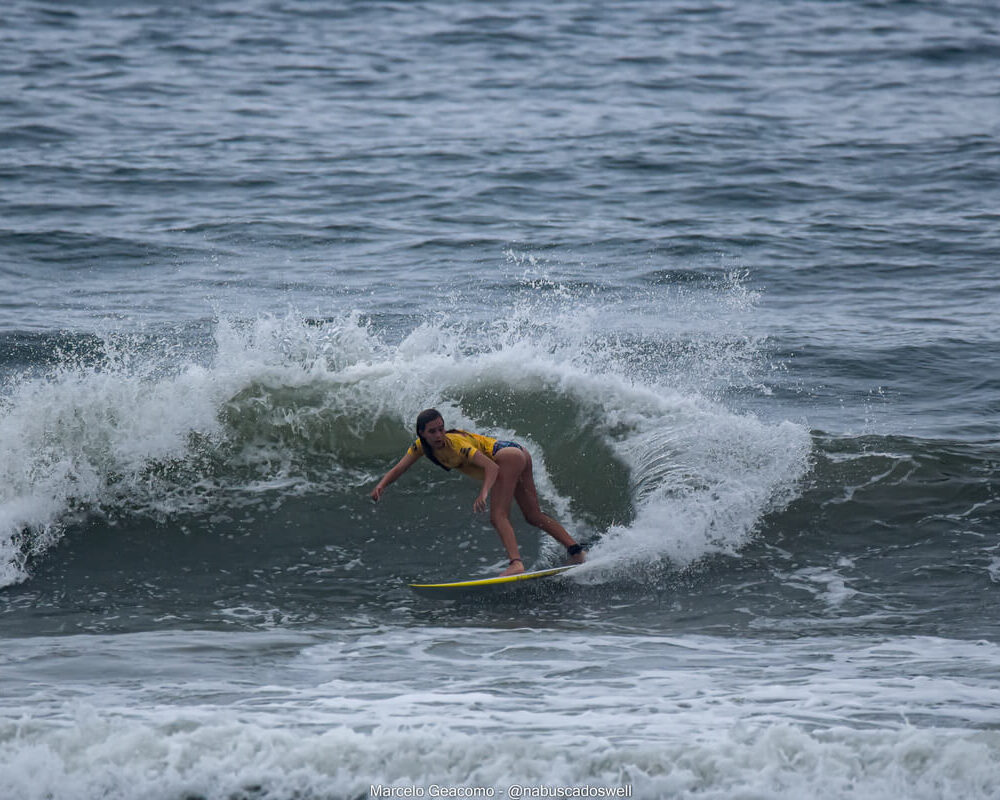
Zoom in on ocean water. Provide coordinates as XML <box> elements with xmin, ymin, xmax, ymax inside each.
<box><xmin>2</xmin><ymin>1</ymin><xmax>1000</xmax><ymax>798</ymax></box>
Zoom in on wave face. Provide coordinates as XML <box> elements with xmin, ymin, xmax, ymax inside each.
<box><xmin>4</xmin><ymin>283</ymin><xmax>998</xmax><ymax>647</ymax></box>
<box><xmin>0</xmin><ymin>273</ymin><xmax>812</xmax><ymax>592</ymax></box>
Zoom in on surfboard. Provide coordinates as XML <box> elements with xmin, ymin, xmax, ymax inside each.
<box><xmin>409</xmin><ymin>564</ymin><xmax>580</xmax><ymax>596</ymax></box>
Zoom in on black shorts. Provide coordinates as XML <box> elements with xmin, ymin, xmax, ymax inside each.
<box><xmin>492</xmin><ymin>440</ymin><xmax>523</xmax><ymax>456</ymax></box>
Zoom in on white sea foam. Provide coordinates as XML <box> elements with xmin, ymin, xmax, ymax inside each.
<box><xmin>2</xmin><ymin>629</ymin><xmax>999</xmax><ymax>800</ymax></box>
<box><xmin>4</xmin><ymin>714</ymin><xmax>999</xmax><ymax>800</ymax></box>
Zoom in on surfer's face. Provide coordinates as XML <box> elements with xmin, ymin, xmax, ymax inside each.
<box><xmin>420</xmin><ymin>416</ymin><xmax>447</xmax><ymax>449</ymax></box>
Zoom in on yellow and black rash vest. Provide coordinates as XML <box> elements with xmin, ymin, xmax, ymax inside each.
<box><xmin>408</xmin><ymin>430</ymin><xmax>498</xmax><ymax>481</ymax></box>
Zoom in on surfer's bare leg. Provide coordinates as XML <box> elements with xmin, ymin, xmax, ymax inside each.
<box><xmin>514</xmin><ymin>452</ymin><xmax>585</xmax><ymax>564</ymax></box>
<box><xmin>491</xmin><ymin>448</ymin><xmax>526</xmax><ymax>576</ymax></box>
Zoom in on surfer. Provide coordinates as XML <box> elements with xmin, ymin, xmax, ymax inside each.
<box><xmin>370</xmin><ymin>409</ymin><xmax>586</xmax><ymax>576</ymax></box>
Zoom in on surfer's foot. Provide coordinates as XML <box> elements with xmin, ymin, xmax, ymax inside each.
<box><xmin>567</xmin><ymin>543</ymin><xmax>586</xmax><ymax>564</ymax></box>
<box><xmin>500</xmin><ymin>558</ymin><xmax>525</xmax><ymax>577</ymax></box>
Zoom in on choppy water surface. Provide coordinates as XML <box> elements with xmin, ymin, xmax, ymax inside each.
<box><xmin>2</xmin><ymin>1</ymin><xmax>999</xmax><ymax>798</ymax></box>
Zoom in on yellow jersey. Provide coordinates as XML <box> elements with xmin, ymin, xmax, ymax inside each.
<box><xmin>408</xmin><ymin>430</ymin><xmax>498</xmax><ymax>481</ymax></box>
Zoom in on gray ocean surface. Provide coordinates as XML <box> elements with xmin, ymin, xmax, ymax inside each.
<box><xmin>2</xmin><ymin>1</ymin><xmax>1000</xmax><ymax>798</ymax></box>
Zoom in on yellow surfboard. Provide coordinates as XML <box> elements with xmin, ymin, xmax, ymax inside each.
<box><xmin>409</xmin><ymin>564</ymin><xmax>579</xmax><ymax>596</ymax></box>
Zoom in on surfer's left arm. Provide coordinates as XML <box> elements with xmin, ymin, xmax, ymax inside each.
<box><xmin>370</xmin><ymin>450</ymin><xmax>421</xmax><ymax>502</ymax></box>
<box><xmin>470</xmin><ymin>450</ymin><xmax>498</xmax><ymax>513</ymax></box>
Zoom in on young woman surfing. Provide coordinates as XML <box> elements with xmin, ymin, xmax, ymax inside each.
<box><xmin>370</xmin><ymin>408</ymin><xmax>586</xmax><ymax>576</ymax></box>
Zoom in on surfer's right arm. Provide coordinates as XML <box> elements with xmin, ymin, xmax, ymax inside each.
<box><xmin>370</xmin><ymin>450</ymin><xmax>421</xmax><ymax>502</ymax></box>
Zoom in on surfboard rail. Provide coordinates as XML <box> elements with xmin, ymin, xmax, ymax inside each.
<box><xmin>409</xmin><ymin>564</ymin><xmax>579</xmax><ymax>593</ymax></box>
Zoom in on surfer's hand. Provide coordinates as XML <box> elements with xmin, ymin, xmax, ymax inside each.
<box><xmin>370</xmin><ymin>485</ymin><xmax>384</xmax><ymax>502</ymax></box>
<box><xmin>473</xmin><ymin>492</ymin><xmax>488</xmax><ymax>513</ymax></box>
